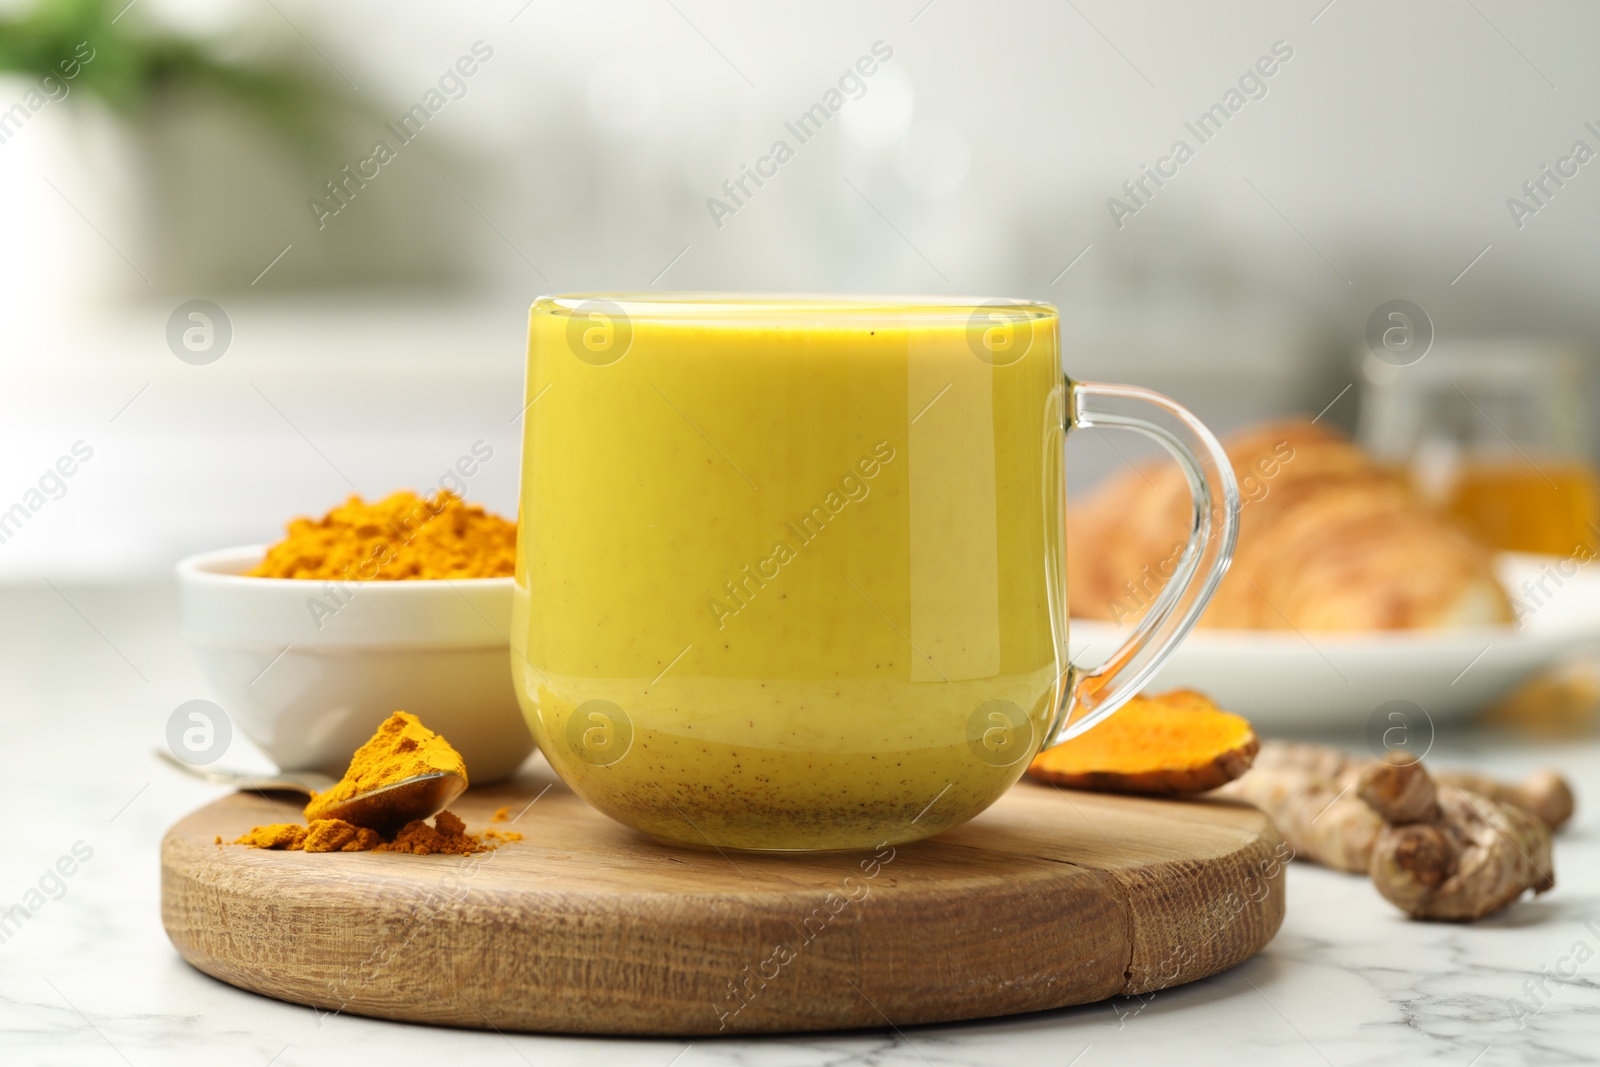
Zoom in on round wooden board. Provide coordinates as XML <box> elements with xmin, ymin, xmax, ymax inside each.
<box><xmin>161</xmin><ymin>757</ymin><xmax>1286</xmax><ymax>1036</ymax></box>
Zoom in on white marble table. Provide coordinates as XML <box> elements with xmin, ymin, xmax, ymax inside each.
<box><xmin>3</xmin><ymin>582</ymin><xmax>1596</xmax><ymax>1067</ymax></box>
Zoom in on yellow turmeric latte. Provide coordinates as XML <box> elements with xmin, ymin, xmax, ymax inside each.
<box><xmin>247</xmin><ymin>490</ymin><xmax>515</xmax><ymax>581</ymax></box>
<box><xmin>514</xmin><ymin>297</ymin><xmax>1065</xmax><ymax>850</ymax></box>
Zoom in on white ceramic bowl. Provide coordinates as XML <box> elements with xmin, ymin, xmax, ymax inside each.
<box><xmin>176</xmin><ymin>545</ymin><xmax>535</xmax><ymax>783</ymax></box>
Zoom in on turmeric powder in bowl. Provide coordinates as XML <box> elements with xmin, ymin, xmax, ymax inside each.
<box><xmin>247</xmin><ymin>490</ymin><xmax>515</xmax><ymax>581</ymax></box>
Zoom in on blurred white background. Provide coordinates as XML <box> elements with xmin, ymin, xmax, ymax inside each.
<box><xmin>4</xmin><ymin>0</ymin><xmax>1600</xmax><ymax>577</ymax></box>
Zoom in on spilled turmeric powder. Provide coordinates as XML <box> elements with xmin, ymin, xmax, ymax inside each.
<box><xmin>234</xmin><ymin>819</ymin><xmax>381</xmax><ymax>853</ymax></box>
<box><xmin>247</xmin><ymin>490</ymin><xmax>515</xmax><ymax>581</ymax></box>
<box><xmin>376</xmin><ymin>811</ymin><xmax>489</xmax><ymax>855</ymax></box>
<box><xmin>480</xmin><ymin>805</ymin><xmax>522</xmax><ymax>843</ymax></box>
<box><xmin>234</xmin><ymin>712</ymin><xmax>502</xmax><ymax>856</ymax></box>
<box><xmin>234</xmin><ymin>823</ymin><xmax>311</xmax><ymax>850</ymax></box>
<box><xmin>233</xmin><ymin>813</ymin><xmax>483</xmax><ymax>854</ymax></box>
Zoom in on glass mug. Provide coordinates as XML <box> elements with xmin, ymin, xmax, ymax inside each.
<box><xmin>511</xmin><ymin>295</ymin><xmax>1238</xmax><ymax>851</ymax></box>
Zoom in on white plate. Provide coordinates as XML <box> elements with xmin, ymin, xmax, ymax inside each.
<box><xmin>1068</xmin><ymin>554</ymin><xmax>1600</xmax><ymax>730</ymax></box>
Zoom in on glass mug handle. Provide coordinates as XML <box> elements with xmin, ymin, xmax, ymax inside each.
<box><xmin>1050</xmin><ymin>378</ymin><xmax>1241</xmax><ymax>744</ymax></box>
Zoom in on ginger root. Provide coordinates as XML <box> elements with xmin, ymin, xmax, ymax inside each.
<box><xmin>1358</xmin><ymin>752</ymin><xmax>1555</xmax><ymax>921</ymax></box>
<box><xmin>1433</xmin><ymin>769</ymin><xmax>1574</xmax><ymax>830</ymax></box>
<box><xmin>1028</xmin><ymin>689</ymin><xmax>1259</xmax><ymax>794</ymax></box>
<box><xmin>1215</xmin><ymin>741</ymin><xmax>1574</xmax><ymax>875</ymax></box>
<box><xmin>1215</xmin><ymin>741</ymin><xmax>1379</xmax><ymax>871</ymax></box>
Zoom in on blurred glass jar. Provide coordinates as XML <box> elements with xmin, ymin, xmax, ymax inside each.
<box><xmin>1358</xmin><ymin>341</ymin><xmax>1599</xmax><ymax>556</ymax></box>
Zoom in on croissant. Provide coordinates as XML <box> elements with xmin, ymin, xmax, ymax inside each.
<box><xmin>1068</xmin><ymin>419</ymin><xmax>1513</xmax><ymax>631</ymax></box>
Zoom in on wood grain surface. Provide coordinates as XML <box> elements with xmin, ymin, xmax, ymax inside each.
<box><xmin>161</xmin><ymin>758</ymin><xmax>1286</xmax><ymax>1035</ymax></box>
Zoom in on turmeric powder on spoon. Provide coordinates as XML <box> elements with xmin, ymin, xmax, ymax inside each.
<box><xmin>234</xmin><ymin>712</ymin><xmax>493</xmax><ymax>856</ymax></box>
<box><xmin>302</xmin><ymin>711</ymin><xmax>467</xmax><ymax>823</ymax></box>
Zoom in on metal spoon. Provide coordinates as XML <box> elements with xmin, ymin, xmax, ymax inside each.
<box><xmin>156</xmin><ymin>749</ymin><xmax>467</xmax><ymax>831</ymax></box>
